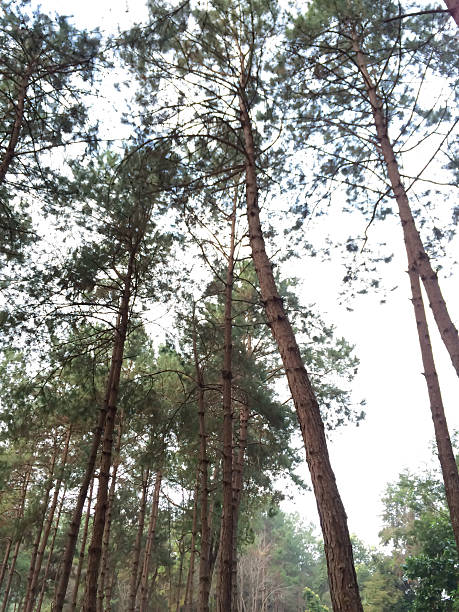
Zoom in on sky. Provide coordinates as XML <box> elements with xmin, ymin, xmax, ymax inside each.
<box><xmin>33</xmin><ymin>0</ymin><xmax>459</xmax><ymax>548</ymax></box>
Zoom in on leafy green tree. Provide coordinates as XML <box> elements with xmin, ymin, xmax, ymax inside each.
<box><xmin>404</xmin><ymin>512</ymin><xmax>459</xmax><ymax>611</ymax></box>
<box><xmin>304</xmin><ymin>586</ymin><xmax>329</xmax><ymax>612</ymax></box>
<box><xmin>380</xmin><ymin>462</ymin><xmax>459</xmax><ymax>611</ymax></box>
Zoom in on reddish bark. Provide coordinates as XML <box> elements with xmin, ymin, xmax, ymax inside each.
<box><xmin>0</xmin><ymin>61</ymin><xmax>36</xmax><ymax>185</ymax></box>
<box><xmin>238</xmin><ymin>87</ymin><xmax>363</xmax><ymax>611</ymax></box>
<box><xmin>217</xmin><ymin>197</ymin><xmax>237</xmax><ymax>612</ymax></box>
<box><xmin>408</xmin><ymin>267</ymin><xmax>459</xmax><ymax>551</ymax></box>
<box><xmin>83</xmin><ymin>253</ymin><xmax>135</xmax><ymax>612</ymax></box>
<box><xmin>231</xmin><ymin>398</ymin><xmax>249</xmax><ymax>609</ymax></box>
<box><xmin>352</xmin><ymin>31</ymin><xmax>459</xmax><ymax>378</ymax></box>
<box><xmin>54</xmin><ymin>368</ymin><xmax>115</xmax><ymax>610</ymax></box>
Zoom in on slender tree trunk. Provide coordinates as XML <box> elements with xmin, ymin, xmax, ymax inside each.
<box><xmin>217</xmin><ymin>197</ymin><xmax>237</xmax><ymax>612</ymax></box>
<box><xmin>0</xmin><ymin>539</ymin><xmax>21</xmax><ymax>612</ymax></box>
<box><xmin>127</xmin><ymin>467</ymin><xmax>149</xmax><ymax>612</ymax></box>
<box><xmin>175</xmin><ymin>538</ymin><xmax>185</xmax><ymax>612</ymax></box>
<box><xmin>408</xmin><ymin>266</ymin><xmax>459</xmax><ymax>550</ymax></box>
<box><xmin>139</xmin><ymin>469</ymin><xmax>162</xmax><ymax>612</ymax></box>
<box><xmin>36</xmin><ymin>483</ymin><xmax>68</xmax><ymax>612</ymax></box>
<box><xmin>71</xmin><ymin>478</ymin><xmax>95</xmax><ymax>611</ymax></box>
<box><xmin>0</xmin><ymin>539</ymin><xmax>12</xmax><ymax>593</ymax></box>
<box><xmin>444</xmin><ymin>0</ymin><xmax>459</xmax><ymax>26</ymax></box>
<box><xmin>54</xmin><ymin>357</ymin><xmax>117</xmax><ymax>610</ymax></box>
<box><xmin>231</xmin><ymin>399</ymin><xmax>249</xmax><ymax>610</ymax></box>
<box><xmin>351</xmin><ymin>30</ymin><xmax>459</xmax><ymax>378</ymax></box>
<box><xmin>193</xmin><ymin>305</ymin><xmax>211</xmax><ymax>612</ymax></box>
<box><xmin>24</xmin><ymin>445</ymin><xmax>58</xmax><ymax>612</ymax></box>
<box><xmin>238</xmin><ymin>87</ymin><xmax>363</xmax><ymax>611</ymax></box>
<box><xmin>97</xmin><ymin>416</ymin><xmax>123</xmax><ymax>612</ymax></box>
<box><xmin>183</xmin><ymin>472</ymin><xmax>199</xmax><ymax>611</ymax></box>
<box><xmin>1</xmin><ymin>467</ymin><xmax>30</xmax><ymax>612</ymax></box>
<box><xmin>25</xmin><ymin>427</ymin><xmax>72</xmax><ymax>612</ymax></box>
<box><xmin>0</xmin><ymin>60</ymin><xmax>36</xmax><ymax>185</ymax></box>
<box><xmin>83</xmin><ymin>254</ymin><xmax>135</xmax><ymax>612</ymax></box>
<box><xmin>104</xmin><ymin>571</ymin><xmax>115</xmax><ymax>612</ymax></box>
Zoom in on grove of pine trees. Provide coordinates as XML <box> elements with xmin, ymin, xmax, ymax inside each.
<box><xmin>0</xmin><ymin>0</ymin><xmax>457</xmax><ymax>610</ymax></box>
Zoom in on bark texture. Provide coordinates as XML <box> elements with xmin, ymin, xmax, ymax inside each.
<box><xmin>231</xmin><ymin>398</ymin><xmax>249</xmax><ymax>609</ymax></box>
<box><xmin>23</xmin><ymin>446</ymin><xmax>57</xmax><ymax>612</ymax></box>
<box><xmin>54</xmin><ymin>378</ymin><xmax>113</xmax><ymax>610</ymax></box>
<box><xmin>217</xmin><ymin>198</ymin><xmax>237</xmax><ymax>612</ymax></box>
<box><xmin>25</xmin><ymin>427</ymin><xmax>71</xmax><ymax>612</ymax></box>
<box><xmin>0</xmin><ymin>540</ymin><xmax>21</xmax><ymax>612</ymax></box>
<box><xmin>0</xmin><ymin>61</ymin><xmax>36</xmax><ymax>185</ymax></box>
<box><xmin>97</xmin><ymin>416</ymin><xmax>123</xmax><ymax>612</ymax></box>
<box><xmin>408</xmin><ymin>267</ymin><xmax>459</xmax><ymax>551</ymax></box>
<box><xmin>83</xmin><ymin>253</ymin><xmax>135</xmax><ymax>612</ymax></box>
<box><xmin>127</xmin><ymin>467</ymin><xmax>149</xmax><ymax>612</ymax></box>
<box><xmin>36</xmin><ymin>483</ymin><xmax>67</xmax><ymax>612</ymax></box>
<box><xmin>193</xmin><ymin>305</ymin><xmax>212</xmax><ymax>612</ymax></box>
<box><xmin>183</xmin><ymin>473</ymin><xmax>199</xmax><ymax>611</ymax></box>
<box><xmin>352</xmin><ymin>30</ymin><xmax>459</xmax><ymax>378</ymax></box>
<box><xmin>71</xmin><ymin>478</ymin><xmax>95</xmax><ymax>611</ymax></box>
<box><xmin>238</xmin><ymin>89</ymin><xmax>363</xmax><ymax>611</ymax></box>
<box><xmin>0</xmin><ymin>540</ymin><xmax>12</xmax><ymax>594</ymax></box>
<box><xmin>139</xmin><ymin>469</ymin><xmax>162</xmax><ymax>612</ymax></box>
<box><xmin>0</xmin><ymin>467</ymin><xmax>30</xmax><ymax>612</ymax></box>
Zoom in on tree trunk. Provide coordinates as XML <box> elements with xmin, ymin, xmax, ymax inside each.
<box><xmin>104</xmin><ymin>571</ymin><xmax>115</xmax><ymax>612</ymax></box>
<box><xmin>217</xmin><ymin>196</ymin><xmax>237</xmax><ymax>612</ymax></box>
<box><xmin>408</xmin><ymin>266</ymin><xmax>459</xmax><ymax>551</ymax></box>
<box><xmin>0</xmin><ymin>540</ymin><xmax>12</xmax><ymax>594</ymax></box>
<box><xmin>83</xmin><ymin>253</ymin><xmax>135</xmax><ymax>612</ymax></box>
<box><xmin>139</xmin><ymin>469</ymin><xmax>162</xmax><ymax>612</ymax></box>
<box><xmin>97</xmin><ymin>415</ymin><xmax>123</xmax><ymax>612</ymax></box>
<box><xmin>23</xmin><ymin>444</ymin><xmax>58</xmax><ymax>612</ymax></box>
<box><xmin>0</xmin><ymin>539</ymin><xmax>21</xmax><ymax>612</ymax></box>
<box><xmin>193</xmin><ymin>304</ymin><xmax>212</xmax><ymax>612</ymax></box>
<box><xmin>71</xmin><ymin>477</ymin><xmax>95</xmax><ymax>611</ymax></box>
<box><xmin>238</xmin><ymin>88</ymin><xmax>363</xmax><ymax>611</ymax></box>
<box><xmin>0</xmin><ymin>466</ymin><xmax>30</xmax><ymax>612</ymax></box>
<box><xmin>36</xmin><ymin>483</ymin><xmax>68</xmax><ymax>612</ymax></box>
<box><xmin>25</xmin><ymin>427</ymin><xmax>71</xmax><ymax>612</ymax></box>
<box><xmin>127</xmin><ymin>467</ymin><xmax>149</xmax><ymax>612</ymax></box>
<box><xmin>444</xmin><ymin>0</ymin><xmax>459</xmax><ymax>26</ymax></box>
<box><xmin>183</xmin><ymin>472</ymin><xmax>199</xmax><ymax>611</ymax></box>
<box><xmin>351</xmin><ymin>30</ymin><xmax>459</xmax><ymax>378</ymax></box>
<box><xmin>175</xmin><ymin>537</ymin><xmax>185</xmax><ymax>612</ymax></box>
<box><xmin>0</xmin><ymin>60</ymin><xmax>36</xmax><ymax>185</ymax></box>
<box><xmin>231</xmin><ymin>398</ymin><xmax>249</xmax><ymax>610</ymax></box>
<box><xmin>54</xmin><ymin>357</ymin><xmax>118</xmax><ymax>610</ymax></box>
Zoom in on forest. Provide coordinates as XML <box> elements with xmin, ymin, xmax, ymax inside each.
<box><xmin>0</xmin><ymin>0</ymin><xmax>458</xmax><ymax>610</ymax></box>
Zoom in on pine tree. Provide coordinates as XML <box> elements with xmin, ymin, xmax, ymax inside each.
<box><xmin>285</xmin><ymin>0</ymin><xmax>459</xmax><ymax>552</ymax></box>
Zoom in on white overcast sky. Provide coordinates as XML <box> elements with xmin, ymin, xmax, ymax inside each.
<box><xmin>34</xmin><ymin>0</ymin><xmax>459</xmax><ymax>547</ymax></box>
